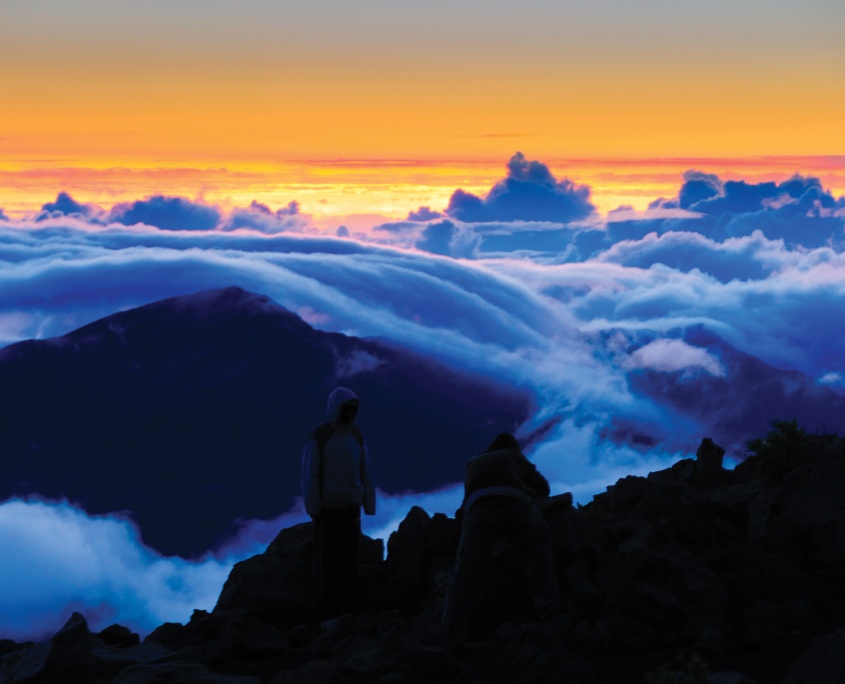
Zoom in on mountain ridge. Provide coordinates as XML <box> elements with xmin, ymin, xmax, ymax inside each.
<box><xmin>0</xmin><ymin>286</ymin><xmax>532</xmax><ymax>556</ymax></box>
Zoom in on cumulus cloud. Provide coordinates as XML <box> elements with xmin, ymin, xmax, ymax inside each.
<box><xmin>36</xmin><ymin>192</ymin><xmax>99</xmax><ymax>222</ymax></box>
<box><xmin>407</xmin><ymin>206</ymin><xmax>442</xmax><ymax>222</ymax></box>
<box><xmin>108</xmin><ymin>195</ymin><xmax>222</xmax><ymax>231</ymax></box>
<box><xmin>649</xmin><ymin>171</ymin><xmax>845</xmax><ymax>248</ymax></box>
<box><xmin>41</xmin><ymin>192</ymin><xmax>95</xmax><ymax>217</ymax></box>
<box><xmin>445</xmin><ymin>152</ymin><xmax>596</xmax><ymax>223</ymax></box>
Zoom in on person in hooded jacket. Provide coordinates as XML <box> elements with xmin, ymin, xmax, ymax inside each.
<box><xmin>441</xmin><ymin>432</ymin><xmax>560</xmax><ymax>642</ymax></box>
<box><xmin>301</xmin><ymin>387</ymin><xmax>376</xmax><ymax>617</ymax></box>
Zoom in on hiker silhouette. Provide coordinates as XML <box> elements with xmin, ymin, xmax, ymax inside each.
<box><xmin>442</xmin><ymin>432</ymin><xmax>561</xmax><ymax>642</ymax></box>
<box><xmin>301</xmin><ymin>387</ymin><xmax>376</xmax><ymax>617</ymax></box>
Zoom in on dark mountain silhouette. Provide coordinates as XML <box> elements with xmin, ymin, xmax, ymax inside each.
<box><xmin>0</xmin><ymin>286</ymin><xmax>532</xmax><ymax>556</ymax></box>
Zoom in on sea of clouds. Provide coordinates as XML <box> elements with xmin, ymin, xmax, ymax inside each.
<box><xmin>1</xmin><ymin>152</ymin><xmax>844</xmax><ymax>640</ymax></box>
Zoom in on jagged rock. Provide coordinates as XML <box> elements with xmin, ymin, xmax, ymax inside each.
<box><xmin>98</xmin><ymin>624</ymin><xmax>141</xmax><ymax>648</ymax></box>
<box><xmin>213</xmin><ymin>523</ymin><xmax>315</xmax><ymax>624</ymax></box>
<box><xmin>90</xmin><ymin>640</ymin><xmax>178</xmax><ymax>670</ymax></box>
<box><xmin>706</xmin><ymin>674</ymin><xmax>759</xmax><ymax>684</ymax></box>
<box><xmin>782</xmin><ymin>625</ymin><xmax>845</xmax><ymax>684</ymax></box>
<box><xmin>144</xmin><ymin>608</ymin><xmax>288</xmax><ymax>671</ymax></box>
<box><xmin>203</xmin><ymin>617</ymin><xmax>288</xmax><ymax>664</ymax></box>
<box><xmin>385</xmin><ymin>506</ymin><xmax>460</xmax><ymax>614</ymax></box>
<box><xmin>12</xmin><ymin>432</ymin><xmax>845</xmax><ymax>683</ymax></box>
<box><xmin>270</xmin><ymin>659</ymin><xmax>342</xmax><ymax>684</ymax></box>
<box><xmin>213</xmin><ymin>522</ymin><xmax>383</xmax><ymax>627</ymax></box>
<box><xmin>113</xmin><ymin>662</ymin><xmax>260</xmax><ymax>683</ymax></box>
<box><xmin>0</xmin><ymin>640</ymin><xmax>26</xmax><ymax>660</ymax></box>
<box><xmin>0</xmin><ymin>641</ymin><xmax>52</xmax><ymax>684</ymax></box>
<box><xmin>0</xmin><ymin>612</ymin><xmax>98</xmax><ymax>684</ymax></box>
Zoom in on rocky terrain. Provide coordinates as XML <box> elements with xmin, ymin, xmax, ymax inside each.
<box><xmin>3</xmin><ymin>421</ymin><xmax>845</xmax><ymax>683</ymax></box>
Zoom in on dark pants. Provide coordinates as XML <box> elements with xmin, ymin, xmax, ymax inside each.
<box><xmin>442</xmin><ymin>498</ymin><xmax>560</xmax><ymax>641</ymax></box>
<box><xmin>313</xmin><ymin>506</ymin><xmax>361</xmax><ymax>617</ymax></box>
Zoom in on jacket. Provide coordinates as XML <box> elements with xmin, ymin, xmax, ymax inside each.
<box><xmin>301</xmin><ymin>387</ymin><xmax>376</xmax><ymax>517</ymax></box>
<box><xmin>461</xmin><ymin>447</ymin><xmax>550</xmax><ymax>514</ymax></box>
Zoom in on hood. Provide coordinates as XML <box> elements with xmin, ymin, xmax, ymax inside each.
<box><xmin>327</xmin><ymin>386</ymin><xmax>360</xmax><ymax>423</ymax></box>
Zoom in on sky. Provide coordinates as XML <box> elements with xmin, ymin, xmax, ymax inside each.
<box><xmin>1</xmin><ymin>0</ymin><xmax>844</xmax><ymax>646</ymax></box>
<box><xmin>1</xmin><ymin>0</ymin><xmax>844</xmax><ymax>218</ymax></box>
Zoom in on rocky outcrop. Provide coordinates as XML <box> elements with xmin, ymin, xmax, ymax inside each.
<box><xmin>213</xmin><ymin>521</ymin><xmax>385</xmax><ymax>626</ymax></box>
<box><xmin>4</xmin><ymin>426</ymin><xmax>845</xmax><ymax>683</ymax></box>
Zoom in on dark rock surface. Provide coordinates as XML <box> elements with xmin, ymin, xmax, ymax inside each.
<box><xmin>4</xmin><ymin>425</ymin><xmax>845</xmax><ymax>683</ymax></box>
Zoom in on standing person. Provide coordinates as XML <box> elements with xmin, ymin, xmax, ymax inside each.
<box><xmin>442</xmin><ymin>432</ymin><xmax>560</xmax><ymax>643</ymax></box>
<box><xmin>301</xmin><ymin>387</ymin><xmax>376</xmax><ymax>618</ymax></box>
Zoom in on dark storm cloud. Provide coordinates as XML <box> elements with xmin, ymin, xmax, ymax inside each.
<box><xmin>108</xmin><ymin>195</ymin><xmax>222</xmax><ymax>231</ymax></box>
<box><xmin>445</xmin><ymin>152</ymin><xmax>596</xmax><ymax>223</ymax></box>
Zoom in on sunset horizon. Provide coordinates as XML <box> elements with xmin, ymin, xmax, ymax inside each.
<box><xmin>3</xmin><ymin>0</ymin><xmax>845</xmax><ymax>664</ymax></box>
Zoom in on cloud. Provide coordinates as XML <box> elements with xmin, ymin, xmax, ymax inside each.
<box><xmin>108</xmin><ymin>195</ymin><xmax>222</xmax><ymax>231</ymax></box>
<box><xmin>0</xmin><ymin>498</ymin><xmax>234</xmax><ymax>641</ymax></box>
<box><xmin>374</xmin><ymin>220</ymin><xmax>421</xmax><ymax>234</ymax></box>
<box><xmin>407</xmin><ymin>206</ymin><xmax>442</xmax><ymax>222</ymax></box>
<box><xmin>649</xmin><ymin>171</ymin><xmax>845</xmax><ymax>248</ymax></box>
<box><xmin>596</xmin><ymin>230</ymin><xmax>780</xmax><ymax>283</ymax></box>
<box><xmin>820</xmin><ymin>372</ymin><xmax>845</xmax><ymax>387</ymax></box>
<box><xmin>36</xmin><ymin>192</ymin><xmax>98</xmax><ymax>221</ymax></box>
<box><xmin>3</xmin><ymin>167</ymin><xmax>845</xmax><ymax>639</ymax></box>
<box><xmin>624</xmin><ymin>338</ymin><xmax>726</xmax><ymax>377</ymax></box>
<box><xmin>221</xmin><ymin>200</ymin><xmax>305</xmax><ymax>233</ymax></box>
<box><xmin>445</xmin><ymin>152</ymin><xmax>596</xmax><ymax>223</ymax></box>
<box><xmin>470</xmin><ymin>223</ymin><xmax>589</xmax><ymax>259</ymax></box>
<box><xmin>335</xmin><ymin>349</ymin><xmax>384</xmax><ymax>378</ymax></box>
<box><xmin>415</xmin><ymin>220</ymin><xmax>481</xmax><ymax>258</ymax></box>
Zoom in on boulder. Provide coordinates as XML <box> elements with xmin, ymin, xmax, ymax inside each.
<box><xmin>214</xmin><ymin>522</ymin><xmax>383</xmax><ymax>627</ymax></box>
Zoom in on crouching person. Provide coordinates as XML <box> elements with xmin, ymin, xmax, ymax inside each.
<box><xmin>442</xmin><ymin>432</ymin><xmax>560</xmax><ymax>643</ymax></box>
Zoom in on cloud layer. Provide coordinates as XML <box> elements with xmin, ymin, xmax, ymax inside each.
<box><xmin>2</xmin><ymin>155</ymin><xmax>845</xmax><ymax>640</ymax></box>
<box><xmin>445</xmin><ymin>152</ymin><xmax>596</xmax><ymax>223</ymax></box>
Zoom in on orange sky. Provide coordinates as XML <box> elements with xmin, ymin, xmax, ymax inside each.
<box><xmin>1</xmin><ymin>0</ymin><xmax>842</xmax><ymax>221</ymax></box>
<box><xmin>1</xmin><ymin>157</ymin><xmax>843</xmax><ymax>227</ymax></box>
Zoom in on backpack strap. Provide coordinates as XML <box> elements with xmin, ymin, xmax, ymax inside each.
<box><xmin>312</xmin><ymin>422</ymin><xmax>336</xmax><ymax>456</ymax></box>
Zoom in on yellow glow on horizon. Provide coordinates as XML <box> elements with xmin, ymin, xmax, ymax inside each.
<box><xmin>1</xmin><ymin>157</ymin><xmax>843</xmax><ymax>225</ymax></box>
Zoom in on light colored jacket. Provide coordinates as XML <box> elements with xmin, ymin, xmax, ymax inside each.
<box><xmin>301</xmin><ymin>387</ymin><xmax>376</xmax><ymax>517</ymax></box>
